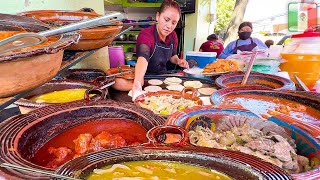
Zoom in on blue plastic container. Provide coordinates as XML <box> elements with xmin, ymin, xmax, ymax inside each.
<box><xmin>186</xmin><ymin>51</ymin><xmax>217</xmax><ymax>68</ymax></box>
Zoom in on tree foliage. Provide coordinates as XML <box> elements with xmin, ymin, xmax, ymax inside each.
<box><xmin>223</xmin><ymin>0</ymin><xmax>249</xmax><ymax>44</ymax></box>
<box><xmin>214</xmin><ymin>0</ymin><xmax>236</xmax><ymax>35</ymax></box>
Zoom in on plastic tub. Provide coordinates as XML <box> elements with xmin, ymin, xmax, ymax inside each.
<box><xmin>280</xmin><ymin>31</ymin><xmax>320</xmax><ymax>89</ymax></box>
<box><xmin>186</xmin><ymin>51</ymin><xmax>217</xmax><ymax>68</ymax></box>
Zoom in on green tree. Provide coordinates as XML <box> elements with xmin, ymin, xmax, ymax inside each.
<box><xmin>214</xmin><ymin>0</ymin><xmax>236</xmax><ymax>35</ymax></box>
<box><xmin>223</xmin><ymin>0</ymin><xmax>249</xmax><ymax>44</ymax></box>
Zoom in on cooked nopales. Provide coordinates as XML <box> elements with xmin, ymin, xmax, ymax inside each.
<box><xmin>188</xmin><ymin>114</ymin><xmax>316</xmax><ymax>173</ymax></box>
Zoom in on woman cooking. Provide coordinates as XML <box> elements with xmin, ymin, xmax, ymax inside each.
<box><xmin>131</xmin><ymin>0</ymin><xmax>189</xmax><ymax>98</ymax></box>
<box><xmin>219</xmin><ymin>22</ymin><xmax>267</xmax><ymax>59</ymax></box>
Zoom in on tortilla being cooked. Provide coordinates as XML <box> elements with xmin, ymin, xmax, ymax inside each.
<box><xmin>198</xmin><ymin>87</ymin><xmax>217</xmax><ymax>95</ymax></box>
<box><xmin>144</xmin><ymin>85</ymin><xmax>162</xmax><ymax>92</ymax></box>
<box><xmin>148</xmin><ymin>79</ymin><xmax>163</xmax><ymax>85</ymax></box>
<box><xmin>166</xmin><ymin>84</ymin><xmax>185</xmax><ymax>91</ymax></box>
<box><xmin>164</xmin><ymin>77</ymin><xmax>182</xmax><ymax>85</ymax></box>
<box><xmin>183</xmin><ymin>81</ymin><xmax>203</xmax><ymax>89</ymax></box>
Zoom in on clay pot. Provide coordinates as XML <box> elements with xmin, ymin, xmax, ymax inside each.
<box><xmin>0</xmin><ymin>100</ymin><xmax>165</xmax><ymax>179</ymax></box>
<box><xmin>134</xmin><ymin>87</ymin><xmax>203</xmax><ymax>117</ymax></box>
<box><xmin>0</xmin><ymin>14</ymin><xmax>80</xmax><ymax>98</ymax></box>
<box><xmin>14</xmin><ymin>80</ymin><xmax>95</xmax><ymax>114</ymax></box>
<box><xmin>106</xmin><ymin>65</ymin><xmax>134</xmax><ymax>91</ymax></box>
<box><xmin>60</xmin><ymin>68</ymin><xmax>106</xmax><ymax>84</ymax></box>
<box><xmin>166</xmin><ymin>106</ymin><xmax>320</xmax><ymax>179</ymax></box>
<box><xmin>215</xmin><ymin>71</ymin><xmax>295</xmax><ymax>90</ymax></box>
<box><xmin>54</xmin><ymin>125</ymin><xmax>291</xmax><ymax>180</ymax></box>
<box><xmin>18</xmin><ymin>9</ymin><xmax>123</xmax><ymax>51</ymax></box>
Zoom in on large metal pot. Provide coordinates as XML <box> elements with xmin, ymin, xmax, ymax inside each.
<box><xmin>0</xmin><ymin>13</ymin><xmax>80</xmax><ymax>98</ymax></box>
<box><xmin>18</xmin><ymin>9</ymin><xmax>123</xmax><ymax>51</ymax></box>
<box><xmin>0</xmin><ymin>100</ymin><xmax>165</xmax><ymax>179</ymax></box>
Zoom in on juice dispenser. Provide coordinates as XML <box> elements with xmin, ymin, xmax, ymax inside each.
<box><xmin>280</xmin><ymin>31</ymin><xmax>320</xmax><ymax>89</ymax></box>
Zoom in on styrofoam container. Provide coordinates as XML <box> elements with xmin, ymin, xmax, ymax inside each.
<box><xmin>186</xmin><ymin>51</ymin><xmax>217</xmax><ymax>68</ymax></box>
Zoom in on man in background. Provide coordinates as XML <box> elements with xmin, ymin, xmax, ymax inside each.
<box><xmin>199</xmin><ymin>34</ymin><xmax>224</xmax><ymax>57</ymax></box>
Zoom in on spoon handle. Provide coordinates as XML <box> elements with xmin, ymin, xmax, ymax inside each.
<box><xmin>0</xmin><ymin>163</ymin><xmax>81</xmax><ymax>180</ymax></box>
<box><xmin>241</xmin><ymin>51</ymin><xmax>258</xmax><ymax>85</ymax></box>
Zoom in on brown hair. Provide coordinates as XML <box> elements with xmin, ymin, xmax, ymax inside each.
<box><xmin>159</xmin><ymin>0</ymin><xmax>181</xmax><ymax>16</ymax></box>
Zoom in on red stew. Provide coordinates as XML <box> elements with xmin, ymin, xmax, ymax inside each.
<box><xmin>32</xmin><ymin>119</ymin><xmax>147</xmax><ymax>168</ymax></box>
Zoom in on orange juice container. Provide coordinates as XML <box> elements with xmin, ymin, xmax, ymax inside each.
<box><xmin>280</xmin><ymin>31</ymin><xmax>320</xmax><ymax>89</ymax></box>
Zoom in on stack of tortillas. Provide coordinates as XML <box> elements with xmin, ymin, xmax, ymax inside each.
<box><xmin>164</xmin><ymin>77</ymin><xmax>183</xmax><ymax>91</ymax></box>
<box><xmin>183</xmin><ymin>81</ymin><xmax>203</xmax><ymax>89</ymax></box>
<box><xmin>164</xmin><ymin>77</ymin><xmax>182</xmax><ymax>85</ymax></box>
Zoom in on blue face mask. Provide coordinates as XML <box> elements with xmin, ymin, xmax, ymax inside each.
<box><xmin>238</xmin><ymin>32</ymin><xmax>251</xmax><ymax>40</ymax></box>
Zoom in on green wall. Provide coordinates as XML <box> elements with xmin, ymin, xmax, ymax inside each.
<box><xmin>184</xmin><ymin>0</ymin><xmax>214</xmax><ymax>55</ymax></box>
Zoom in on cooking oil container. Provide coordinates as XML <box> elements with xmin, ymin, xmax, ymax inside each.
<box><xmin>280</xmin><ymin>31</ymin><xmax>320</xmax><ymax>89</ymax></box>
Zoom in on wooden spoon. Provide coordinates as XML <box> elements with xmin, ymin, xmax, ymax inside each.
<box><xmin>241</xmin><ymin>51</ymin><xmax>258</xmax><ymax>85</ymax></box>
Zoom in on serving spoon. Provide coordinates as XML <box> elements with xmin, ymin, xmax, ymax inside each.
<box><xmin>0</xmin><ymin>163</ymin><xmax>82</xmax><ymax>180</ymax></box>
<box><xmin>0</xmin><ymin>12</ymin><xmax>125</xmax><ymax>55</ymax></box>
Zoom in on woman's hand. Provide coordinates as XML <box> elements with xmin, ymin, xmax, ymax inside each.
<box><xmin>131</xmin><ymin>80</ymin><xmax>143</xmax><ymax>101</ymax></box>
<box><xmin>177</xmin><ymin>58</ymin><xmax>189</xmax><ymax>69</ymax></box>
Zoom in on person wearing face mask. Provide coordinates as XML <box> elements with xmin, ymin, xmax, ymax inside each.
<box><xmin>219</xmin><ymin>22</ymin><xmax>267</xmax><ymax>59</ymax></box>
<box><xmin>131</xmin><ymin>0</ymin><xmax>189</xmax><ymax>99</ymax></box>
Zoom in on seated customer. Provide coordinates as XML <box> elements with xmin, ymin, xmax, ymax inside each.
<box><xmin>219</xmin><ymin>22</ymin><xmax>267</xmax><ymax>59</ymax></box>
<box><xmin>199</xmin><ymin>34</ymin><xmax>224</xmax><ymax>57</ymax></box>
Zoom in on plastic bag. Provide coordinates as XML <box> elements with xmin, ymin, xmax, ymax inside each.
<box><xmin>131</xmin><ymin>80</ymin><xmax>143</xmax><ymax>101</ymax></box>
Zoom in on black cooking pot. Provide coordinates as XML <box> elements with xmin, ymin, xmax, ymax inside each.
<box><xmin>59</xmin><ymin>69</ymin><xmax>106</xmax><ymax>84</ymax></box>
<box><xmin>0</xmin><ymin>100</ymin><xmax>165</xmax><ymax>179</ymax></box>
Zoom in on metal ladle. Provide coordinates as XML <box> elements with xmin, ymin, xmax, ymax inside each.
<box><xmin>0</xmin><ymin>12</ymin><xmax>125</xmax><ymax>54</ymax></box>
